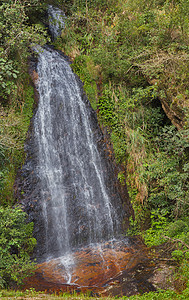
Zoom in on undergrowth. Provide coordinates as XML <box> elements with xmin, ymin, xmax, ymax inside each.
<box><xmin>1</xmin><ymin>289</ymin><xmax>189</xmax><ymax>299</ymax></box>
<box><xmin>0</xmin><ymin>83</ymin><xmax>35</xmax><ymax>205</ymax></box>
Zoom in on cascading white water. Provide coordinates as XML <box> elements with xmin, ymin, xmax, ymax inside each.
<box><xmin>35</xmin><ymin>45</ymin><xmax>120</xmax><ymax>252</ymax></box>
<box><xmin>32</xmin><ymin>6</ymin><xmax>123</xmax><ymax>283</ymax></box>
<box><xmin>48</xmin><ymin>5</ymin><xmax>66</xmax><ymax>39</ymax></box>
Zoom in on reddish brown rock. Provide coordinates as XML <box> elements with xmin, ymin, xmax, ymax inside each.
<box><xmin>24</xmin><ymin>238</ymin><xmax>154</xmax><ymax>296</ymax></box>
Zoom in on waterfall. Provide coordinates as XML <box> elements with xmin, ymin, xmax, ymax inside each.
<box><xmin>48</xmin><ymin>5</ymin><xmax>66</xmax><ymax>39</ymax></box>
<box><xmin>35</xmin><ymin>45</ymin><xmax>121</xmax><ymax>257</ymax></box>
<box><xmin>17</xmin><ymin>7</ymin><xmax>156</xmax><ymax>294</ymax></box>
<box><xmin>20</xmin><ymin>6</ymin><xmax>125</xmax><ymax>284</ymax></box>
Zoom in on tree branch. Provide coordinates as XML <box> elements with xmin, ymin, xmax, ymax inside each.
<box><xmin>163</xmin><ymin>236</ymin><xmax>189</xmax><ymax>250</ymax></box>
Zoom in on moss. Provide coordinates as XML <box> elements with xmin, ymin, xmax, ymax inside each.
<box><xmin>0</xmin><ymin>82</ymin><xmax>35</xmax><ymax>206</ymax></box>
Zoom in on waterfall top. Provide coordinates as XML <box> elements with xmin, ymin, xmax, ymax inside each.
<box><xmin>48</xmin><ymin>5</ymin><xmax>66</xmax><ymax>39</ymax></box>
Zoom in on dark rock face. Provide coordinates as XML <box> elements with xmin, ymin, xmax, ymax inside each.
<box><xmin>16</xmin><ymin>47</ymin><xmax>131</xmax><ymax>262</ymax></box>
<box><xmin>16</xmin><ymin>111</ymin><xmax>47</xmax><ymax>259</ymax></box>
<box><xmin>15</xmin><ymin>56</ymin><xmax>47</xmax><ymax>259</ymax></box>
<box><xmin>160</xmin><ymin>97</ymin><xmax>185</xmax><ymax>130</ymax></box>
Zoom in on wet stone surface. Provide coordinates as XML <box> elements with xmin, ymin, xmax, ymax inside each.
<box><xmin>23</xmin><ymin>238</ymin><xmax>166</xmax><ymax>297</ymax></box>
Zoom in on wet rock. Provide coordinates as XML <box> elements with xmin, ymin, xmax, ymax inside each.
<box><xmin>148</xmin><ymin>263</ymin><xmax>175</xmax><ymax>290</ymax></box>
<box><xmin>24</xmin><ymin>238</ymin><xmax>154</xmax><ymax>296</ymax></box>
<box><xmin>24</xmin><ymin>238</ymin><xmax>177</xmax><ymax>297</ymax></box>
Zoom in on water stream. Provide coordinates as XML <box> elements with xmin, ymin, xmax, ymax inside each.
<box><xmin>31</xmin><ymin>6</ymin><xmax>124</xmax><ymax>282</ymax></box>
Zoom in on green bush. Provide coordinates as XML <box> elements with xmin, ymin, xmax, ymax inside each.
<box><xmin>167</xmin><ymin>220</ymin><xmax>189</xmax><ymax>238</ymax></box>
<box><xmin>147</xmin><ymin>126</ymin><xmax>189</xmax><ymax>217</ymax></box>
<box><xmin>172</xmin><ymin>250</ymin><xmax>184</xmax><ymax>261</ymax></box>
<box><xmin>0</xmin><ymin>206</ymin><xmax>36</xmax><ymax>288</ymax></box>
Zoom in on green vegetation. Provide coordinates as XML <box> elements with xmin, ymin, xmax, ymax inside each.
<box><xmin>0</xmin><ymin>206</ymin><xmax>36</xmax><ymax>288</ymax></box>
<box><xmin>0</xmin><ymin>0</ymin><xmax>48</xmax><ymax>289</ymax></box>
<box><xmin>1</xmin><ymin>289</ymin><xmax>189</xmax><ymax>299</ymax></box>
<box><xmin>0</xmin><ymin>0</ymin><xmax>189</xmax><ymax>297</ymax></box>
<box><xmin>0</xmin><ymin>289</ymin><xmax>114</xmax><ymax>299</ymax></box>
<box><xmin>0</xmin><ymin>0</ymin><xmax>48</xmax><ymax>205</ymax></box>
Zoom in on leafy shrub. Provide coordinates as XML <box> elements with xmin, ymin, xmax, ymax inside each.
<box><xmin>172</xmin><ymin>250</ymin><xmax>184</xmax><ymax>261</ymax></box>
<box><xmin>167</xmin><ymin>220</ymin><xmax>189</xmax><ymax>238</ymax></box>
<box><xmin>0</xmin><ymin>206</ymin><xmax>36</xmax><ymax>288</ymax></box>
<box><xmin>143</xmin><ymin>210</ymin><xmax>168</xmax><ymax>246</ymax></box>
<box><xmin>147</xmin><ymin>126</ymin><xmax>189</xmax><ymax>217</ymax></box>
